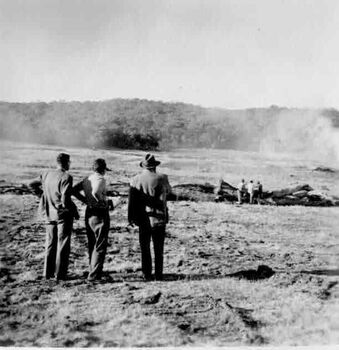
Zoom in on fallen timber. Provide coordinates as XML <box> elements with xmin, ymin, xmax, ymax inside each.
<box><xmin>215</xmin><ymin>180</ymin><xmax>339</xmax><ymax>207</ymax></box>
<box><xmin>0</xmin><ymin>180</ymin><xmax>338</xmax><ymax>207</ymax></box>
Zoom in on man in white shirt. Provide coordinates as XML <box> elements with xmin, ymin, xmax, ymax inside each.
<box><xmin>247</xmin><ymin>180</ymin><xmax>254</xmax><ymax>204</ymax></box>
<box><xmin>73</xmin><ymin>158</ymin><xmax>111</xmax><ymax>281</ymax></box>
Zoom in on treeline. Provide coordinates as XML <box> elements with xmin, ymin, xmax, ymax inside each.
<box><xmin>0</xmin><ymin>99</ymin><xmax>338</xmax><ymax>151</ymax></box>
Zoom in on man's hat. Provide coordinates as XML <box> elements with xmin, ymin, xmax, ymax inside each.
<box><xmin>140</xmin><ymin>154</ymin><xmax>161</xmax><ymax>169</ymax></box>
<box><xmin>93</xmin><ymin>158</ymin><xmax>111</xmax><ymax>172</ymax></box>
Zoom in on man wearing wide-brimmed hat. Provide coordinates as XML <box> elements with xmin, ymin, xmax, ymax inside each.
<box><xmin>72</xmin><ymin>158</ymin><xmax>112</xmax><ymax>281</ymax></box>
<box><xmin>29</xmin><ymin>153</ymin><xmax>79</xmax><ymax>281</ymax></box>
<box><xmin>128</xmin><ymin>154</ymin><xmax>171</xmax><ymax>281</ymax></box>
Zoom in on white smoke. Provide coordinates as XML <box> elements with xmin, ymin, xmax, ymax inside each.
<box><xmin>259</xmin><ymin>110</ymin><xmax>339</xmax><ymax>164</ymax></box>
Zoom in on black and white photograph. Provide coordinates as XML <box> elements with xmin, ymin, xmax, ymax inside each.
<box><xmin>0</xmin><ymin>0</ymin><xmax>339</xmax><ymax>347</ymax></box>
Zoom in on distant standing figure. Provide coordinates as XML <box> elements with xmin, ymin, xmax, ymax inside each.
<box><xmin>72</xmin><ymin>159</ymin><xmax>111</xmax><ymax>281</ymax></box>
<box><xmin>29</xmin><ymin>153</ymin><xmax>78</xmax><ymax>280</ymax></box>
<box><xmin>253</xmin><ymin>180</ymin><xmax>263</xmax><ymax>203</ymax></box>
<box><xmin>257</xmin><ymin>181</ymin><xmax>263</xmax><ymax>198</ymax></box>
<box><xmin>247</xmin><ymin>180</ymin><xmax>254</xmax><ymax>204</ymax></box>
<box><xmin>237</xmin><ymin>179</ymin><xmax>246</xmax><ymax>204</ymax></box>
<box><xmin>128</xmin><ymin>154</ymin><xmax>171</xmax><ymax>281</ymax></box>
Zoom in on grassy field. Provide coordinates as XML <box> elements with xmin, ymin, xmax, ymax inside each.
<box><xmin>0</xmin><ymin>140</ymin><xmax>339</xmax><ymax>346</ymax></box>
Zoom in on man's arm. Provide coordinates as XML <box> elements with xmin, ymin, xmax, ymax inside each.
<box><xmin>60</xmin><ymin>176</ymin><xmax>81</xmax><ymax>220</ymax></box>
<box><xmin>128</xmin><ymin>185</ymin><xmax>144</xmax><ymax>225</ymax></box>
<box><xmin>163</xmin><ymin>174</ymin><xmax>171</xmax><ymax>196</ymax></box>
<box><xmin>72</xmin><ymin>180</ymin><xmax>87</xmax><ymax>204</ymax></box>
<box><xmin>60</xmin><ymin>175</ymin><xmax>73</xmax><ymax>208</ymax></box>
<box><xmin>127</xmin><ymin>186</ymin><xmax>133</xmax><ymax>224</ymax></box>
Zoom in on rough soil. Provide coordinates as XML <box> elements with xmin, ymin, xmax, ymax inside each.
<box><xmin>0</xmin><ymin>141</ymin><xmax>339</xmax><ymax>347</ymax></box>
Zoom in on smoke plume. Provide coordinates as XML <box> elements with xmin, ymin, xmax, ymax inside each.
<box><xmin>259</xmin><ymin>110</ymin><xmax>339</xmax><ymax>164</ymax></box>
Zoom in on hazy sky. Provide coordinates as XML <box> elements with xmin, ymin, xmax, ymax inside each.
<box><xmin>1</xmin><ymin>0</ymin><xmax>339</xmax><ymax>108</ymax></box>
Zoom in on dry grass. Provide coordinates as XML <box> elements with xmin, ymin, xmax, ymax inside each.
<box><xmin>0</xmin><ymin>140</ymin><xmax>339</xmax><ymax>346</ymax></box>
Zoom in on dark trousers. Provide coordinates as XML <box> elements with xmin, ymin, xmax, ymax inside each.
<box><xmin>237</xmin><ymin>190</ymin><xmax>244</xmax><ymax>203</ymax></box>
<box><xmin>85</xmin><ymin>207</ymin><xmax>110</xmax><ymax>280</ymax></box>
<box><xmin>139</xmin><ymin>224</ymin><xmax>166</xmax><ymax>280</ymax></box>
<box><xmin>44</xmin><ymin>219</ymin><xmax>73</xmax><ymax>280</ymax></box>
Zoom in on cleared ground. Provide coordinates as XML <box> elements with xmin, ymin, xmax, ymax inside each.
<box><xmin>0</xmin><ymin>140</ymin><xmax>338</xmax><ymax>346</ymax></box>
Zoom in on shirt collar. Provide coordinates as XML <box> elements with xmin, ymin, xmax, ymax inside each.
<box><xmin>90</xmin><ymin>172</ymin><xmax>105</xmax><ymax>180</ymax></box>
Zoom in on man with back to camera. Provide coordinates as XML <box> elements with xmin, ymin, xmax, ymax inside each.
<box><xmin>257</xmin><ymin>181</ymin><xmax>263</xmax><ymax>198</ymax></box>
<box><xmin>72</xmin><ymin>158</ymin><xmax>112</xmax><ymax>281</ymax></box>
<box><xmin>128</xmin><ymin>154</ymin><xmax>171</xmax><ymax>281</ymax></box>
<box><xmin>29</xmin><ymin>153</ymin><xmax>78</xmax><ymax>281</ymax></box>
<box><xmin>253</xmin><ymin>180</ymin><xmax>263</xmax><ymax>203</ymax></box>
<box><xmin>247</xmin><ymin>180</ymin><xmax>254</xmax><ymax>204</ymax></box>
<box><xmin>237</xmin><ymin>178</ymin><xmax>247</xmax><ymax>204</ymax></box>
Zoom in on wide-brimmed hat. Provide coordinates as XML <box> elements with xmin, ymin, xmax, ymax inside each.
<box><xmin>140</xmin><ymin>154</ymin><xmax>161</xmax><ymax>169</ymax></box>
<box><xmin>93</xmin><ymin>158</ymin><xmax>111</xmax><ymax>172</ymax></box>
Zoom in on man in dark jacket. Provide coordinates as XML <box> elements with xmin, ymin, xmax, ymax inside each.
<box><xmin>72</xmin><ymin>158</ymin><xmax>111</xmax><ymax>281</ymax></box>
<box><xmin>29</xmin><ymin>153</ymin><xmax>78</xmax><ymax>280</ymax></box>
<box><xmin>128</xmin><ymin>154</ymin><xmax>171</xmax><ymax>281</ymax></box>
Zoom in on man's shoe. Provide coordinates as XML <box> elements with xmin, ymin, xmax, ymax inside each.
<box><xmin>142</xmin><ymin>275</ymin><xmax>153</xmax><ymax>282</ymax></box>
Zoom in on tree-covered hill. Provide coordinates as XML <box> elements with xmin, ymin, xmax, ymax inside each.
<box><xmin>0</xmin><ymin>99</ymin><xmax>338</xmax><ymax>152</ymax></box>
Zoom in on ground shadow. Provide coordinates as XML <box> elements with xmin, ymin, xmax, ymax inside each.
<box><xmin>156</xmin><ymin>265</ymin><xmax>275</xmax><ymax>282</ymax></box>
<box><xmin>226</xmin><ymin>265</ymin><xmax>275</xmax><ymax>280</ymax></box>
<box><xmin>98</xmin><ymin>271</ymin><xmax>224</xmax><ymax>283</ymax></box>
<box><xmin>8</xmin><ymin>266</ymin><xmax>276</xmax><ymax>287</ymax></box>
<box><xmin>300</xmin><ymin>269</ymin><xmax>339</xmax><ymax>276</ymax></box>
